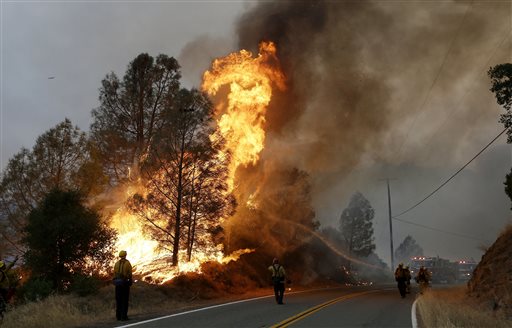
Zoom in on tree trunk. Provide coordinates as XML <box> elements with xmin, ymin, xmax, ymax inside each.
<box><xmin>172</xmin><ymin>174</ymin><xmax>182</xmax><ymax>266</ymax></box>
<box><xmin>188</xmin><ymin>213</ymin><xmax>198</xmax><ymax>262</ymax></box>
<box><xmin>172</xmin><ymin>133</ymin><xmax>186</xmax><ymax>267</ymax></box>
<box><xmin>133</xmin><ymin>81</ymin><xmax>146</xmax><ymax>178</ymax></box>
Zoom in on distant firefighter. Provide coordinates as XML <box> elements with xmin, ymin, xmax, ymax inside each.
<box><xmin>415</xmin><ymin>266</ymin><xmax>431</xmax><ymax>294</ymax></box>
<box><xmin>268</xmin><ymin>258</ymin><xmax>286</xmax><ymax>304</ymax></box>
<box><xmin>113</xmin><ymin>250</ymin><xmax>133</xmax><ymax>321</ymax></box>
<box><xmin>404</xmin><ymin>266</ymin><xmax>412</xmax><ymax>294</ymax></box>
<box><xmin>394</xmin><ymin>263</ymin><xmax>407</xmax><ymax>298</ymax></box>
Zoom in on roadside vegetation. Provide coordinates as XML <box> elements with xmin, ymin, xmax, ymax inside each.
<box><xmin>1</xmin><ymin>263</ymin><xmax>265</xmax><ymax>328</ymax></box>
<box><xmin>1</xmin><ymin>260</ymin><xmax>344</xmax><ymax>328</ymax></box>
<box><xmin>417</xmin><ymin>286</ymin><xmax>512</xmax><ymax>328</ymax></box>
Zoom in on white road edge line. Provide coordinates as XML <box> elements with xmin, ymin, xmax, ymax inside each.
<box><xmin>115</xmin><ymin>287</ymin><xmax>341</xmax><ymax>328</ymax></box>
<box><xmin>411</xmin><ymin>298</ymin><xmax>419</xmax><ymax>328</ymax></box>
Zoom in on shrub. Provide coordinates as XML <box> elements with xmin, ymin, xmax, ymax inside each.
<box><xmin>69</xmin><ymin>274</ymin><xmax>101</xmax><ymax>297</ymax></box>
<box><xmin>19</xmin><ymin>278</ymin><xmax>53</xmax><ymax>302</ymax></box>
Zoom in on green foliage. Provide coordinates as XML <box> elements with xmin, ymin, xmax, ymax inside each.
<box><xmin>504</xmin><ymin>168</ymin><xmax>512</xmax><ymax>210</ymax></box>
<box><xmin>69</xmin><ymin>274</ymin><xmax>101</xmax><ymax>297</ymax></box>
<box><xmin>489</xmin><ymin>63</ymin><xmax>512</xmax><ymax>143</ymax></box>
<box><xmin>0</xmin><ymin>119</ymin><xmax>106</xmax><ymax>256</ymax></box>
<box><xmin>489</xmin><ymin>63</ymin><xmax>512</xmax><ymax>111</ymax></box>
<box><xmin>19</xmin><ymin>278</ymin><xmax>53</xmax><ymax>302</ymax></box>
<box><xmin>488</xmin><ymin>64</ymin><xmax>512</xmax><ymax>209</ymax></box>
<box><xmin>23</xmin><ymin>189</ymin><xmax>117</xmax><ymax>291</ymax></box>
<box><xmin>339</xmin><ymin>192</ymin><xmax>376</xmax><ymax>257</ymax></box>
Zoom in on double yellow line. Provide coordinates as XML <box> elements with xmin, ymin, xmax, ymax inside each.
<box><xmin>271</xmin><ymin>290</ymin><xmax>378</xmax><ymax>328</ymax></box>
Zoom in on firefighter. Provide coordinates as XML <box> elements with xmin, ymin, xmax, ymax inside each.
<box><xmin>404</xmin><ymin>265</ymin><xmax>412</xmax><ymax>294</ymax></box>
<box><xmin>416</xmin><ymin>265</ymin><xmax>431</xmax><ymax>294</ymax></box>
<box><xmin>113</xmin><ymin>250</ymin><xmax>132</xmax><ymax>321</ymax></box>
<box><xmin>268</xmin><ymin>258</ymin><xmax>286</xmax><ymax>304</ymax></box>
<box><xmin>0</xmin><ymin>256</ymin><xmax>18</xmax><ymax>318</ymax></box>
<box><xmin>394</xmin><ymin>263</ymin><xmax>407</xmax><ymax>298</ymax></box>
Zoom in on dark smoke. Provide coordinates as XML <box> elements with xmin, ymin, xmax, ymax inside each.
<box><xmin>231</xmin><ymin>0</ymin><xmax>511</xmax><ymax>264</ymax></box>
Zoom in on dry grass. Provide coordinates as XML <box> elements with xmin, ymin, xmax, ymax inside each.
<box><xmin>417</xmin><ymin>286</ymin><xmax>512</xmax><ymax>328</ymax></box>
<box><xmin>0</xmin><ymin>279</ymin><xmax>274</xmax><ymax>328</ymax></box>
<box><xmin>1</xmin><ymin>282</ymin><xmax>186</xmax><ymax>328</ymax></box>
<box><xmin>0</xmin><ymin>259</ymin><xmax>341</xmax><ymax>328</ymax></box>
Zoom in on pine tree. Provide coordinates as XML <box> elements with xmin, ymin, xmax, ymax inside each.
<box><xmin>339</xmin><ymin>192</ymin><xmax>375</xmax><ymax>257</ymax></box>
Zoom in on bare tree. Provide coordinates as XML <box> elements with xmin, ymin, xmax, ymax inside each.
<box><xmin>91</xmin><ymin>53</ymin><xmax>181</xmax><ymax>184</ymax></box>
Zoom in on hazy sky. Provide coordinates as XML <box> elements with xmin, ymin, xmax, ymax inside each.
<box><xmin>2</xmin><ymin>0</ymin><xmax>511</xmax><ymax>266</ymax></box>
<box><xmin>2</xmin><ymin>0</ymin><xmax>250</xmax><ymax>168</ymax></box>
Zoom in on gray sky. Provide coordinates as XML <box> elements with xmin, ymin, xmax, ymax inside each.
<box><xmin>2</xmin><ymin>0</ymin><xmax>250</xmax><ymax>168</ymax></box>
<box><xmin>2</xmin><ymin>0</ymin><xmax>512</xmax><ymax>266</ymax></box>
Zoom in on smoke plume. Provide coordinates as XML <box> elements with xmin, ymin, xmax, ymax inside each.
<box><xmin>231</xmin><ymin>0</ymin><xmax>511</xmax><ymax>262</ymax></box>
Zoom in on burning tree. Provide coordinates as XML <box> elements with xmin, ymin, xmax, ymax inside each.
<box><xmin>92</xmin><ymin>42</ymin><xmax>292</xmax><ymax>280</ymax></box>
<box><xmin>128</xmin><ymin>89</ymin><xmax>235</xmax><ymax>266</ymax></box>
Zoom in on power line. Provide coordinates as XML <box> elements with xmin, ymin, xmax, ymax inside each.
<box><xmin>395</xmin><ymin>2</ymin><xmax>473</xmax><ymax>163</ymax></box>
<box><xmin>394</xmin><ymin>127</ymin><xmax>507</xmax><ymax>218</ymax></box>
<box><xmin>393</xmin><ymin>217</ymin><xmax>487</xmax><ymax>242</ymax></box>
<box><xmin>421</xmin><ymin>30</ymin><xmax>512</xmax><ymax>163</ymax></box>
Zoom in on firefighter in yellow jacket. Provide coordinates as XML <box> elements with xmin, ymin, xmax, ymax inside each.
<box><xmin>113</xmin><ymin>250</ymin><xmax>132</xmax><ymax>321</ymax></box>
<box><xmin>268</xmin><ymin>258</ymin><xmax>286</xmax><ymax>304</ymax></box>
<box><xmin>0</xmin><ymin>256</ymin><xmax>18</xmax><ymax>318</ymax></box>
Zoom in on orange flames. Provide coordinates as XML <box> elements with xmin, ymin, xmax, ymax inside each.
<box><xmin>110</xmin><ymin>200</ymin><xmax>254</xmax><ymax>284</ymax></box>
<box><xmin>202</xmin><ymin>41</ymin><xmax>285</xmax><ymax>190</ymax></box>
<box><xmin>109</xmin><ymin>41</ymin><xmax>284</xmax><ymax>283</ymax></box>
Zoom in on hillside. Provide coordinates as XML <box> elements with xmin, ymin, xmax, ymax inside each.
<box><xmin>468</xmin><ymin>225</ymin><xmax>512</xmax><ymax>316</ymax></box>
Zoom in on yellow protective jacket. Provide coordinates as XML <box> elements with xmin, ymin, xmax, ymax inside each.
<box><xmin>268</xmin><ymin>264</ymin><xmax>286</xmax><ymax>283</ymax></box>
<box><xmin>114</xmin><ymin>259</ymin><xmax>132</xmax><ymax>281</ymax></box>
<box><xmin>0</xmin><ymin>260</ymin><xmax>16</xmax><ymax>289</ymax></box>
<box><xmin>0</xmin><ymin>270</ymin><xmax>9</xmax><ymax>289</ymax></box>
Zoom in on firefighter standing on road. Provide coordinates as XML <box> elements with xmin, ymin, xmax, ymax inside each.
<box><xmin>269</xmin><ymin>258</ymin><xmax>286</xmax><ymax>304</ymax></box>
<box><xmin>404</xmin><ymin>265</ymin><xmax>412</xmax><ymax>294</ymax></box>
<box><xmin>416</xmin><ymin>265</ymin><xmax>431</xmax><ymax>294</ymax></box>
<box><xmin>113</xmin><ymin>250</ymin><xmax>132</xmax><ymax>321</ymax></box>
<box><xmin>394</xmin><ymin>263</ymin><xmax>407</xmax><ymax>298</ymax></box>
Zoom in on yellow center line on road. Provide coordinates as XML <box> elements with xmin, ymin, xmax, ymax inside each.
<box><xmin>271</xmin><ymin>290</ymin><xmax>381</xmax><ymax>328</ymax></box>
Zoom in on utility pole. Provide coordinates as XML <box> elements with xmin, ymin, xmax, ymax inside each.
<box><xmin>386</xmin><ymin>178</ymin><xmax>395</xmax><ymax>271</ymax></box>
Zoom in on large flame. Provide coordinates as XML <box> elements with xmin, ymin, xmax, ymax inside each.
<box><xmin>110</xmin><ymin>202</ymin><xmax>253</xmax><ymax>284</ymax></box>
<box><xmin>202</xmin><ymin>41</ymin><xmax>285</xmax><ymax>190</ymax></box>
<box><xmin>108</xmin><ymin>41</ymin><xmax>284</xmax><ymax>283</ymax></box>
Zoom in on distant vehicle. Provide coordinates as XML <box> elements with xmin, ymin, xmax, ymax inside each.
<box><xmin>408</xmin><ymin>256</ymin><xmax>477</xmax><ymax>284</ymax></box>
<box><xmin>456</xmin><ymin>259</ymin><xmax>477</xmax><ymax>282</ymax></box>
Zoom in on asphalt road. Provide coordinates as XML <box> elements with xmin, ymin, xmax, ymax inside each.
<box><xmin>116</xmin><ymin>284</ymin><xmax>416</xmax><ymax>328</ymax></box>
